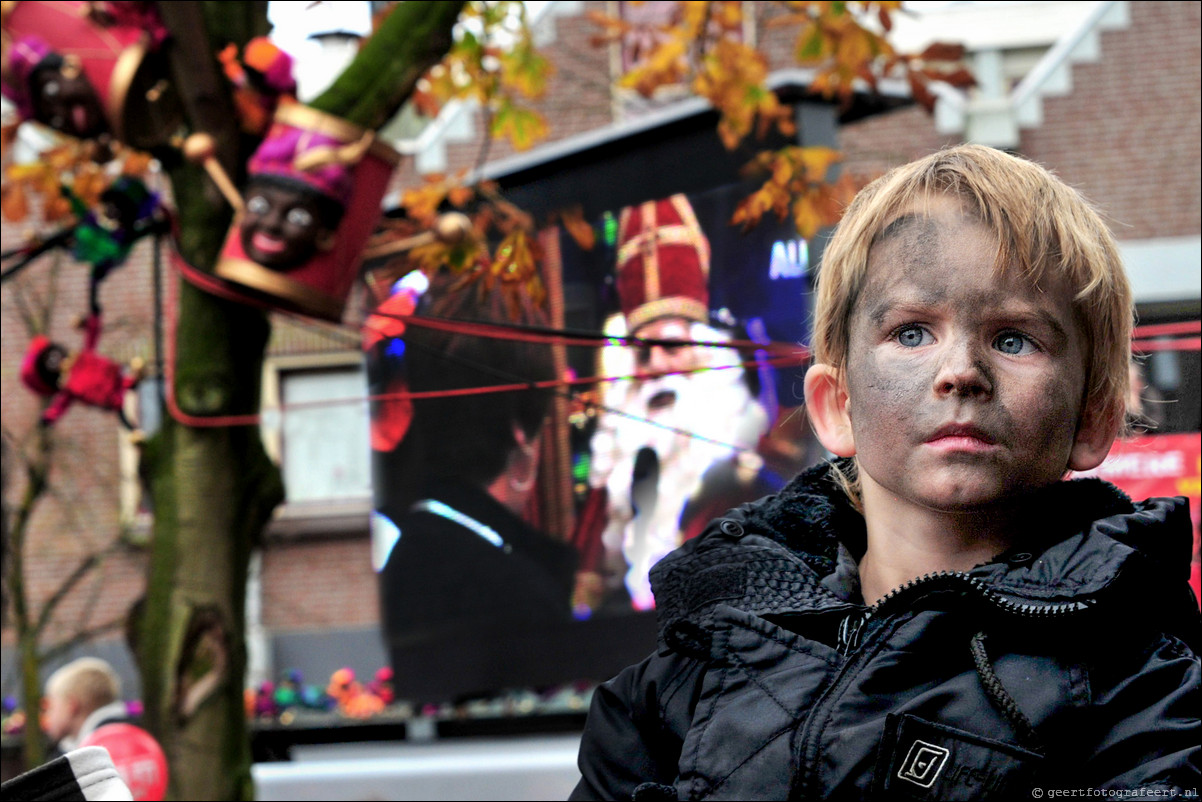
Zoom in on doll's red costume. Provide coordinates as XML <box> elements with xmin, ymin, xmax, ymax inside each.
<box><xmin>20</xmin><ymin>314</ymin><xmax>140</xmax><ymax>427</ymax></box>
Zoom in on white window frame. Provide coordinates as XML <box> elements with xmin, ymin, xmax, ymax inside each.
<box><xmin>261</xmin><ymin>351</ymin><xmax>372</xmax><ymax>535</ymax></box>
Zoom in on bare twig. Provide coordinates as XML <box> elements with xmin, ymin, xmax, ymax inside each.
<box><xmin>41</xmin><ymin>616</ymin><xmax>129</xmax><ymax>663</ymax></box>
<box><xmin>34</xmin><ymin>541</ymin><xmax>121</xmax><ymax>637</ymax></box>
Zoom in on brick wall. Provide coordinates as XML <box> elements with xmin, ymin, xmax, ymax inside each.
<box><xmin>839</xmin><ymin>0</ymin><xmax>1202</xmax><ymax>243</ymax></box>
<box><xmin>1018</xmin><ymin>0</ymin><xmax>1201</xmax><ymax>239</ymax></box>
<box><xmin>260</xmin><ymin>538</ymin><xmax>378</xmax><ymax>631</ymax></box>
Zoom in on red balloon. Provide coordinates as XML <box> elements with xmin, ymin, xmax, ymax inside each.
<box><xmin>80</xmin><ymin>723</ymin><xmax>168</xmax><ymax>801</ymax></box>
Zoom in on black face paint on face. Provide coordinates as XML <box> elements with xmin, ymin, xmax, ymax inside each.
<box><xmin>38</xmin><ymin>345</ymin><xmax>68</xmax><ymax>389</ymax></box>
<box><xmin>843</xmin><ymin>195</ymin><xmax>1089</xmax><ymax>512</ymax></box>
<box><xmin>239</xmin><ymin>178</ymin><xmax>344</xmax><ymax>271</ymax></box>
<box><xmin>29</xmin><ymin>60</ymin><xmax>109</xmax><ymax>140</ymax></box>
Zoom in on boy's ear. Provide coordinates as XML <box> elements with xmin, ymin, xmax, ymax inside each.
<box><xmin>804</xmin><ymin>364</ymin><xmax>856</xmax><ymax>457</ymax></box>
<box><xmin>1068</xmin><ymin>403</ymin><xmax>1118</xmax><ymax>472</ymax></box>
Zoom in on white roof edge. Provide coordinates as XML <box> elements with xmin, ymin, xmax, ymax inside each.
<box><xmin>935</xmin><ymin>1</ymin><xmax>1127</xmax><ymax>140</ymax></box>
<box><xmin>1010</xmin><ymin>1</ymin><xmax>1118</xmax><ymax>109</ymax></box>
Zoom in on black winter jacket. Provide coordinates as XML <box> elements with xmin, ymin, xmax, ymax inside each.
<box><xmin>571</xmin><ymin>461</ymin><xmax>1200</xmax><ymax>800</ymax></box>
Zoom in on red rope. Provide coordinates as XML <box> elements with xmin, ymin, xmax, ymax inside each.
<box><xmin>164</xmin><ymin>247</ymin><xmax>263</xmax><ymax>427</ymax></box>
<box><xmin>1132</xmin><ymin>320</ymin><xmax>1200</xmax><ymax>338</ymax></box>
<box><xmin>1132</xmin><ymin>337</ymin><xmax>1201</xmax><ymax>353</ymax></box>
<box><xmin>388</xmin><ymin>311</ymin><xmax>803</xmax><ymax>355</ymax></box>
<box><xmin>161</xmin><ymin>241</ymin><xmax>807</xmax><ymax>427</ymax></box>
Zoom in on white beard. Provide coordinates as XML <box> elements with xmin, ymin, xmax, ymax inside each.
<box><xmin>590</xmin><ymin>319</ymin><xmax>768</xmax><ymax>609</ymax></box>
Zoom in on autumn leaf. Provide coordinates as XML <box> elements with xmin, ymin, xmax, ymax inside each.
<box><xmin>401</xmin><ymin>176</ymin><xmax>450</xmax><ymax>225</ymax></box>
<box><xmin>559</xmin><ymin>205</ymin><xmax>596</xmax><ymax>250</ymax></box>
<box><xmin>621</xmin><ymin>37</ymin><xmax>688</xmax><ymax>97</ymax></box>
<box><xmin>490</xmin><ymin>229</ymin><xmax>538</xmax><ymax>285</ymax></box>
<box><xmin>1</xmin><ymin>182</ymin><xmax>29</xmax><ymax>221</ymax></box>
<box><xmin>490</xmin><ymin>100</ymin><xmax>548</xmax><ymax>151</ymax></box>
<box><xmin>447</xmin><ymin>184</ymin><xmax>475</xmax><ymax>208</ymax></box>
<box><xmin>793</xmin><ymin>193</ymin><xmax>824</xmax><ymax>240</ymax></box>
<box><xmin>908</xmin><ymin>71</ymin><xmax>937</xmax><ymax>113</ymax></box>
<box><xmin>927</xmin><ymin>66</ymin><xmax>976</xmax><ymax>89</ymax></box>
<box><xmin>795</xmin><ymin>20</ymin><xmax>829</xmax><ymax>62</ymax></box>
<box><xmin>797</xmin><ymin>146</ymin><xmax>842</xmax><ymax>182</ymax></box>
<box><xmin>410</xmin><ymin>85</ymin><xmax>443</xmax><ymax>118</ymax></box>
<box><xmin>919</xmin><ymin>42</ymin><xmax>967</xmax><ymax>62</ymax></box>
<box><xmin>876</xmin><ymin>5</ymin><xmax>893</xmax><ymax>32</ymax></box>
<box><xmin>500</xmin><ymin>36</ymin><xmax>552</xmax><ymax>99</ymax></box>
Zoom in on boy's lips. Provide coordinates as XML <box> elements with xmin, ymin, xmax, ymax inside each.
<box><xmin>925</xmin><ymin>423</ymin><xmax>997</xmax><ymax>451</ymax></box>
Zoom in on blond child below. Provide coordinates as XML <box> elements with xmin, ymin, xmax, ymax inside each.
<box><xmin>570</xmin><ymin>145</ymin><xmax>1199</xmax><ymax>800</ymax></box>
<box><xmin>42</xmin><ymin>657</ymin><xmax>167</xmax><ymax>800</ymax></box>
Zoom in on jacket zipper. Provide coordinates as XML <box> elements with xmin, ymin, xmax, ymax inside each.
<box><xmin>797</xmin><ymin>571</ymin><xmax>1093</xmax><ymax>799</ymax></box>
<box><xmin>836</xmin><ymin>569</ymin><xmax>1093</xmax><ymax>653</ymax></box>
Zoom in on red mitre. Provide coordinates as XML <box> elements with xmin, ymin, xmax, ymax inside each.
<box><xmin>615</xmin><ymin>193</ymin><xmax>710</xmax><ymax>334</ymax></box>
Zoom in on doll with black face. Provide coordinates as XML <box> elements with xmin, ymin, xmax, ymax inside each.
<box><xmin>34</xmin><ymin>344</ymin><xmax>69</xmax><ymax>391</ymax></box>
<box><xmin>28</xmin><ymin>53</ymin><xmax>110</xmax><ymax>140</ymax></box>
<box><xmin>239</xmin><ymin>175</ymin><xmax>345</xmax><ymax>271</ymax></box>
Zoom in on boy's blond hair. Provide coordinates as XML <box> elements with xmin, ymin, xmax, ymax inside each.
<box><xmin>813</xmin><ymin>144</ymin><xmax>1133</xmax><ymax>439</ymax></box>
<box><xmin>45</xmin><ymin>657</ymin><xmax>121</xmax><ymax>713</ymax></box>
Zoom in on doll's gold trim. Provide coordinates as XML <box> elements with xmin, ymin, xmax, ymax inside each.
<box><xmin>215</xmin><ymin>257</ymin><xmax>344</xmax><ymax>322</ymax></box>
<box><xmin>274</xmin><ymin>102</ymin><xmax>401</xmax><ymax>167</ymax></box>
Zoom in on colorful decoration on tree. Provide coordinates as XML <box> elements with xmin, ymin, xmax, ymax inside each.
<box><xmin>64</xmin><ymin>175</ymin><xmax>161</xmax><ymax>304</ymax></box>
<box><xmin>2</xmin><ymin>166</ymin><xmax>161</xmax><ymax>306</ymax></box>
<box><xmin>207</xmin><ymin>103</ymin><xmax>401</xmax><ymax>322</ymax></box>
<box><xmin>0</xmin><ymin>1</ymin><xmax>178</xmax><ymax>150</ymax></box>
<box><xmin>217</xmin><ymin>36</ymin><xmax>297</xmax><ymax>137</ymax></box>
<box><xmin>19</xmin><ymin>312</ymin><xmax>144</xmax><ymax>428</ymax></box>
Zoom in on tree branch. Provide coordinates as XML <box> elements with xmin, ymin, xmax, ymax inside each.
<box><xmin>310</xmin><ymin>1</ymin><xmax>466</xmax><ymax>129</ymax></box>
<box><xmin>40</xmin><ymin>616</ymin><xmax>129</xmax><ymax>663</ymax></box>
<box><xmin>34</xmin><ymin>541</ymin><xmax>121</xmax><ymax>638</ymax></box>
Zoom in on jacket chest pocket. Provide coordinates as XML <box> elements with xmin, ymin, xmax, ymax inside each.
<box><xmin>872</xmin><ymin>714</ymin><xmax>1043</xmax><ymax>800</ymax></box>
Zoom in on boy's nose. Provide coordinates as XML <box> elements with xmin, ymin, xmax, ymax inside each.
<box><xmin>933</xmin><ymin>341</ymin><xmax>993</xmax><ymax>399</ymax></box>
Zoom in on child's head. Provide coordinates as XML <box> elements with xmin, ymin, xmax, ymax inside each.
<box><xmin>806</xmin><ymin>145</ymin><xmax>1132</xmax><ymax>507</ymax></box>
<box><xmin>20</xmin><ymin>337</ymin><xmax>67</xmax><ymax>396</ymax></box>
<box><xmin>42</xmin><ymin>657</ymin><xmax>121</xmax><ymax>743</ymax></box>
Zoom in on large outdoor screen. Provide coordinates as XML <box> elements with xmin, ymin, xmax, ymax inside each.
<box><xmin>369</xmin><ymin>182</ymin><xmax>824</xmax><ymax>705</ymax></box>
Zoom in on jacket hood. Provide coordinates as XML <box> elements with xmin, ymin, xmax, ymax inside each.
<box><xmin>650</xmin><ymin>460</ymin><xmax>1194</xmax><ymax>646</ymax></box>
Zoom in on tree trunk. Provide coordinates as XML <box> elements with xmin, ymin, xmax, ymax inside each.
<box><xmin>135</xmin><ymin>2</ymin><xmax>463</xmax><ymax>797</ymax></box>
<box><xmin>135</xmin><ymin>3</ymin><xmax>281</xmax><ymax>798</ymax></box>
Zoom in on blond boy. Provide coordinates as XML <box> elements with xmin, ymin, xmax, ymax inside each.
<box><xmin>43</xmin><ymin>657</ymin><xmax>126</xmax><ymax>751</ymax></box>
<box><xmin>43</xmin><ymin>657</ymin><xmax>167</xmax><ymax>801</ymax></box>
<box><xmin>570</xmin><ymin>145</ymin><xmax>1199</xmax><ymax>799</ymax></box>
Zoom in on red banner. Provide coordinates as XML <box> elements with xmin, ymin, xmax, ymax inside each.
<box><xmin>1075</xmin><ymin>432</ymin><xmax>1202</xmax><ymax>605</ymax></box>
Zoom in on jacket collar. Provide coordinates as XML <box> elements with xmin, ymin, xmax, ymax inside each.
<box><xmin>650</xmin><ymin>460</ymin><xmax>1192</xmax><ymax>643</ymax></box>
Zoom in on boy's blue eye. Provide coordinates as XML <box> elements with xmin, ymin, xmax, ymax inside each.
<box><xmin>896</xmin><ymin>325</ymin><xmax>930</xmax><ymax>348</ymax></box>
<box><xmin>994</xmin><ymin>332</ymin><xmax>1033</xmax><ymax>355</ymax></box>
